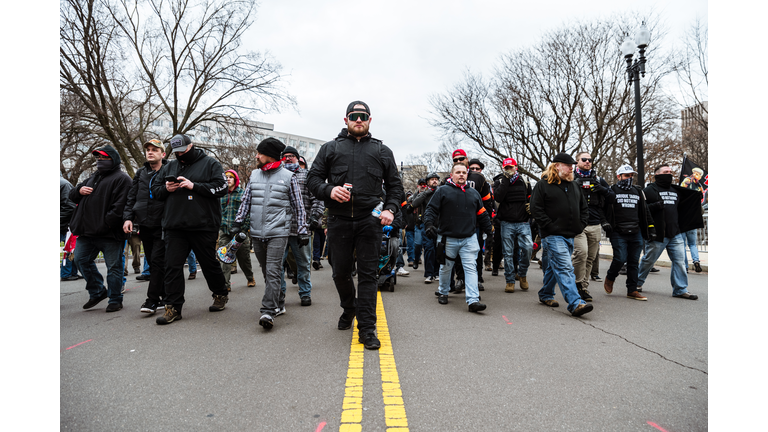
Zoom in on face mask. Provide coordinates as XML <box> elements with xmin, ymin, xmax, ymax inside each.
<box><xmin>176</xmin><ymin>148</ymin><xmax>195</xmax><ymax>163</ymax></box>
<box><xmin>617</xmin><ymin>178</ymin><xmax>633</xmax><ymax>190</ymax></box>
<box><xmin>655</xmin><ymin>174</ymin><xmax>673</xmax><ymax>188</ymax></box>
<box><xmin>96</xmin><ymin>160</ymin><xmax>113</xmax><ymax>172</ymax></box>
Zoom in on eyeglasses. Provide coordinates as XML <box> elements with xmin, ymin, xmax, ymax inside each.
<box><xmin>581</xmin><ymin>158</ymin><xmax>593</xmax><ymax>163</ymax></box>
<box><xmin>284</xmin><ymin>154</ymin><xmax>298</xmax><ymax>160</ymax></box>
<box><xmin>469</xmin><ymin>167</ymin><xmax>482</xmax><ymax>172</ymax></box>
<box><xmin>452</xmin><ymin>157</ymin><xmax>466</xmax><ymax>163</ymax></box>
<box><xmin>348</xmin><ymin>112</ymin><xmax>370</xmax><ymax>122</ymax></box>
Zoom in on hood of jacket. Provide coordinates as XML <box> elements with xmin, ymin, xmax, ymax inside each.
<box><xmin>225</xmin><ymin>169</ymin><xmax>240</xmax><ymax>189</ymax></box>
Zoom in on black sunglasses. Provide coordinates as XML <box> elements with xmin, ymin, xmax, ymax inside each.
<box><xmin>453</xmin><ymin>157</ymin><xmax>466</xmax><ymax>162</ymax></box>
<box><xmin>469</xmin><ymin>167</ymin><xmax>482</xmax><ymax>171</ymax></box>
<box><xmin>348</xmin><ymin>112</ymin><xmax>370</xmax><ymax>122</ymax></box>
<box><xmin>581</xmin><ymin>158</ymin><xmax>593</xmax><ymax>163</ymax></box>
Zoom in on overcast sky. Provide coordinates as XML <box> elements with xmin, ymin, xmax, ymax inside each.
<box><xmin>247</xmin><ymin>0</ymin><xmax>707</xmax><ymax>163</ymax></box>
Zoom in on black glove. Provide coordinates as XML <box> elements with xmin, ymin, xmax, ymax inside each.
<box><xmin>230</xmin><ymin>221</ymin><xmax>242</xmax><ymax>236</ymax></box>
<box><xmin>590</xmin><ymin>182</ymin><xmax>607</xmax><ymax>194</ymax></box>
<box><xmin>648</xmin><ymin>225</ymin><xmax>657</xmax><ymax>240</ymax></box>
<box><xmin>648</xmin><ymin>201</ymin><xmax>664</xmax><ymax>211</ymax></box>
<box><xmin>309</xmin><ymin>215</ymin><xmax>321</xmax><ymax>231</ymax></box>
<box><xmin>298</xmin><ymin>234</ymin><xmax>310</xmax><ymax>248</ymax></box>
<box><xmin>425</xmin><ymin>224</ymin><xmax>438</xmax><ymax>240</ymax></box>
<box><xmin>601</xmin><ymin>221</ymin><xmax>612</xmax><ymax>235</ymax></box>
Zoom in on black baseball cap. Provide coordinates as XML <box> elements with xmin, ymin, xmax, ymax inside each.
<box><xmin>346</xmin><ymin>100</ymin><xmax>370</xmax><ymax>115</ymax></box>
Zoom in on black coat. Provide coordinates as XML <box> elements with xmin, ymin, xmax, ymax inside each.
<box><xmin>643</xmin><ymin>183</ymin><xmax>704</xmax><ymax>242</ymax></box>
<box><xmin>69</xmin><ymin>145</ymin><xmax>132</xmax><ymax>240</ymax></box>
<box><xmin>530</xmin><ymin>176</ymin><xmax>588</xmax><ymax>239</ymax></box>
<box><xmin>603</xmin><ymin>185</ymin><xmax>655</xmax><ymax>240</ymax></box>
<box><xmin>150</xmin><ymin>148</ymin><xmax>227</xmax><ymax>232</ymax></box>
<box><xmin>60</xmin><ymin>175</ymin><xmax>76</xmax><ymax>234</ymax></box>
<box><xmin>307</xmin><ymin>129</ymin><xmax>403</xmax><ymax>219</ymax></box>
<box><xmin>123</xmin><ymin>160</ymin><xmax>168</xmax><ymax>228</ymax></box>
<box><xmin>423</xmin><ymin>182</ymin><xmax>493</xmax><ymax>239</ymax></box>
<box><xmin>493</xmin><ymin>174</ymin><xmax>531</xmax><ymax>223</ymax></box>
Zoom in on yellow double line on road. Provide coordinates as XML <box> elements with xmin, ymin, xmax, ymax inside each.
<box><xmin>340</xmin><ymin>291</ymin><xmax>409</xmax><ymax>431</ymax></box>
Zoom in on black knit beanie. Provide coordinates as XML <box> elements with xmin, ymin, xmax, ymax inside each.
<box><xmin>257</xmin><ymin>137</ymin><xmax>286</xmax><ymax>160</ymax></box>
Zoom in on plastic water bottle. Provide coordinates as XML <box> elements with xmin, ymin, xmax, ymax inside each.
<box><xmin>372</xmin><ymin>201</ymin><xmax>384</xmax><ymax>218</ymax></box>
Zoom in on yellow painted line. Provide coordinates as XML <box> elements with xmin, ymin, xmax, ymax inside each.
<box><xmin>376</xmin><ymin>291</ymin><xmax>410</xmax><ymax>431</ymax></box>
<box><xmin>340</xmin><ymin>318</ymin><xmax>364</xmax><ymax>432</ymax></box>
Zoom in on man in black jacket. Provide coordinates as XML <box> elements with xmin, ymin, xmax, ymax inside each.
<box><xmin>69</xmin><ymin>145</ymin><xmax>132</xmax><ymax>312</ymax></box>
<box><xmin>571</xmin><ymin>152</ymin><xmax>615</xmax><ymax>302</ymax></box>
<box><xmin>60</xmin><ymin>174</ymin><xmax>81</xmax><ymax>281</ymax></box>
<box><xmin>530</xmin><ymin>153</ymin><xmax>593</xmax><ymax>317</ymax></box>
<box><xmin>410</xmin><ymin>173</ymin><xmax>441</xmax><ymax>283</ymax></box>
<box><xmin>424</xmin><ymin>164</ymin><xmax>493</xmax><ymax>312</ymax></box>
<box><xmin>494</xmin><ymin>157</ymin><xmax>533</xmax><ymax>293</ymax></box>
<box><xmin>123</xmin><ymin>139</ymin><xmax>168</xmax><ymax>315</ymax></box>
<box><xmin>637</xmin><ymin>164</ymin><xmax>704</xmax><ymax>300</ymax></box>
<box><xmin>602</xmin><ymin>165</ymin><xmax>656</xmax><ymax>301</ymax></box>
<box><xmin>150</xmin><ymin>134</ymin><xmax>229</xmax><ymax>324</ymax></box>
<box><xmin>307</xmin><ymin>101</ymin><xmax>403</xmax><ymax>350</ymax></box>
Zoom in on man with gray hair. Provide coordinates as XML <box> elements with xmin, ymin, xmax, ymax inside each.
<box><xmin>231</xmin><ymin>137</ymin><xmax>308</xmax><ymax>330</ymax></box>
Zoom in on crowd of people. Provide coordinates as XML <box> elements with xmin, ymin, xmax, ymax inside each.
<box><xmin>60</xmin><ymin>100</ymin><xmax>705</xmax><ymax>350</ymax></box>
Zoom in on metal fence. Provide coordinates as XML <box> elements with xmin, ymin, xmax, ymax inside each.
<box><xmin>697</xmin><ymin>212</ymin><xmax>708</xmax><ymax>252</ymax></box>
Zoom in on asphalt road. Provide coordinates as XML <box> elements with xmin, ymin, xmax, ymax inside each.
<box><xmin>60</xmin><ymin>257</ymin><xmax>708</xmax><ymax>431</ymax></box>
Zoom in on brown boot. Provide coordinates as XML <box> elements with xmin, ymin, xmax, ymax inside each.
<box><xmin>519</xmin><ymin>276</ymin><xmax>529</xmax><ymax>290</ymax></box>
<box><xmin>505</xmin><ymin>282</ymin><xmax>515</xmax><ymax>293</ymax></box>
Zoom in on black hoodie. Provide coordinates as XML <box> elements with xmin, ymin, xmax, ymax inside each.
<box><xmin>69</xmin><ymin>145</ymin><xmax>132</xmax><ymax>240</ymax></box>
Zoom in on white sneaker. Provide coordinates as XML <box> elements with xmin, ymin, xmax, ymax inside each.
<box><xmin>424</xmin><ymin>276</ymin><xmax>433</xmax><ymax>284</ymax></box>
<box><xmin>275</xmin><ymin>306</ymin><xmax>286</xmax><ymax>316</ymax></box>
<box><xmin>397</xmin><ymin>267</ymin><xmax>409</xmax><ymax>276</ymax></box>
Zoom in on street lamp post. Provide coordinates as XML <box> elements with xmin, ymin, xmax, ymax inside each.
<box><xmin>621</xmin><ymin>21</ymin><xmax>651</xmax><ymax>185</ymax></box>
<box><xmin>232</xmin><ymin>157</ymin><xmax>240</xmax><ymax>177</ymax></box>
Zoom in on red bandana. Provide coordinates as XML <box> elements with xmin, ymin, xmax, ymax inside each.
<box><xmin>446</xmin><ymin>178</ymin><xmax>466</xmax><ymax>192</ymax></box>
<box><xmin>260</xmin><ymin>158</ymin><xmax>284</xmax><ymax>171</ymax></box>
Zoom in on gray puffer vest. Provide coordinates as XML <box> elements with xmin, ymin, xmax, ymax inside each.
<box><xmin>249</xmin><ymin>167</ymin><xmax>294</xmax><ymax>238</ymax></box>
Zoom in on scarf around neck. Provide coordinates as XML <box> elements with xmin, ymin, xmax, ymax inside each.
<box><xmin>446</xmin><ymin>178</ymin><xmax>466</xmax><ymax>192</ymax></box>
<box><xmin>260</xmin><ymin>159</ymin><xmax>284</xmax><ymax>171</ymax></box>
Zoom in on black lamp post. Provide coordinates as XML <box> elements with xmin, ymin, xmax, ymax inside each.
<box><xmin>232</xmin><ymin>157</ymin><xmax>240</xmax><ymax>177</ymax></box>
<box><xmin>621</xmin><ymin>21</ymin><xmax>651</xmax><ymax>185</ymax></box>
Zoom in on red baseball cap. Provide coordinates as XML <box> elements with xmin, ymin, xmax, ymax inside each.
<box><xmin>503</xmin><ymin>157</ymin><xmax>517</xmax><ymax>167</ymax></box>
<box><xmin>452</xmin><ymin>149</ymin><xmax>467</xmax><ymax>159</ymax></box>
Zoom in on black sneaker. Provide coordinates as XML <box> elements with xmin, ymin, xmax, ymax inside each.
<box><xmin>359</xmin><ymin>333</ymin><xmax>381</xmax><ymax>350</ymax></box>
<box><xmin>301</xmin><ymin>296</ymin><xmax>312</xmax><ymax>306</ymax></box>
<box><xmin>412</xmin><ymin>260</ymin><xmax>419</xmax><ymax>270</ymax></box>
<box><xmin>106</xmin><ymin>302</ymin><xmax>123</xmax><ymax>312</ymax></box>
<box><xmin>452</xmin><ymin>280</ymin><xmax>465</xmax><ymax>294</ymax></box>
<box><xmin>578</xmin><ymin>288</ymin><xmax>593</xmax><ymax>302</ymax></box>
<box><xmin>438</xmin><ymin>294</ymin><xmax>448</xmax><ymax>305</ymax></box>
<box><xmin>693</xmin><ymin>262</ymin><xmax>703</xmax><ymax>273</ymax></box>
<box><xmin>82</xmin><ymin>291</ymin><xmax>108</xmax><ymax>309</ymax></box>
<box><xmin>156</xmin><ymin>306</ymin><xmax>182</xmax><ymax>325</ymax></box>
<box><xmin>478</xmin><ymin>282</ymin><xmax>484</xmax><ymax>291</ymax></box>
<box><xmin>468</xmin><ymin>302</ymin><xmax>487</xmax><ymax>313</ymax></box>
<box><xmin>136</xmin><ymin>274</ymin><xmax>150</xmax><ymax>281</ymax></box>
<box><xmin>209</xmin><ymin>294</ymin><xmax>228</xmax><ymax>312</ymax></box>
<box><xmin>140</xmin><ymin>300</ymin><xmax>158</xmax><ymax>314</ymax></box>
<box><xmin>491</xmin><ymin>269</ymin><xmax>498</xmax><ymax>276</ymax></box>
<box><xmin>61</xmin><ymin>275</ymin><xmax>80</xmax><ymax>281</ymax></box>
<box><xmin>338</xmin><ymin>312</ymin><xmax>355</xmax><ymax>330</ymax></box>
<box><xmin>591</xmin><ymin>275</ymin><xmax>602</xmax><ymax>282</ymax></box>
<box><xmin>259</xmin><ymin>314</ymin><xmax>274</xmax><ymax>329</ymax></box>
<box><xmin>312</xmin><ymin>260</ymin><xmax>320</xmax><ymax>270</ymax></box>
<box><xmin>650</xmin><ymin>267</ymin><xmax>660</xmax><ymax>273</ymax></box>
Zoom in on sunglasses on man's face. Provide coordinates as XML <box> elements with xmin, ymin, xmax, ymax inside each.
<box><xmin>469</xmin><ymin>167</ymin><xmax>482</xmax><ymax>172</ymax></box>
<box><xmin>453</xmin><ymin>157</ymin><xmax>466</xmax><ymax>163</ymax></box>
<box><xmin>581</xmin><ymin>158</ymin><xmax>593</xmax><ymax>163</ymax></box>
<box><xmin>348</xmin><ymin>112</ymin><xmax>370</xmax><ymax>122</ymax></box>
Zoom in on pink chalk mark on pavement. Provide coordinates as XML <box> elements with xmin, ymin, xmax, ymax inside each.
<box><xmin>65</xmin><ymin>339</ymin><xmax>92</xmax><ymax>350</ymax></box>
<box><xmin>502</xmin><ymin>315</ymin><xmax>513</xmax><ymax>325</ymax></box>
<box><xmin>315</xmin><ymin>421</ymin><xmax>326</xmax><ymax>432</ymax></box>
<box><xmin>647</xmin><ymin>421</ymin><xmax>669</xmax><ymax>432</ymax></box>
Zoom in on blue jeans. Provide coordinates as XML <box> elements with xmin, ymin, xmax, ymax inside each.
<box><xmin>682</xmin><ymin>229</ymin><xmax>700</xmax><ymax>268</ymax></box>
<box><xmin>280</xmin><ymin>236</ymin><xmax>312</xmax><ymax>299</ymax></box>
<box><xmin>60</xmin><ymin>233</ymin><xmax>80</xmax><ymax>278</ymax></box>
<box><xmin>74</xmin><ymin>236</ymin><xmax>124</xmax><ymax>304</ymax></box>
<box><xmin>606</xmin><ymin>231</ymin><xmax>643</xmax><ymax>293</ymax></box>
<box><xmin>538</xmin><ymin>236</ymin><xmax>585</xmax><ymax>313</ymax></box>
<box><xmin>437</xmin><ymin>235</ymin><xmax>481</xmax><ymax>304</ymax></box>
<box><xmin>499</xmin><ymin>221</ymin><xmax>533</xmax><ymax>283</ymax></box>
<box><xmin>405</xmin><ymin>230</ymin><xmax>415</xmax><ymax>263</ymax></box>
<box><xmin>141</xmin><ymin>259</ymin><xmax>150</xmax><ymax>276</ymax></box>
<box><xmin>312</xmin><ymin>228</ymin><xmax>326</xmax><ymax>261</ymax></box>
<box><xmin>187</xmin><ymin>250</ymin><xmax>197</xmax><ymax>273</ymax></box>
<box><xmin>638</xmin><ymin>234</ymin><xmax>689</xmax><ymax>296</ymax></box>
<box><xmin>413</xmin><ymin>224</ymin><xmax>424</xmax><ymax>264</ymax></box>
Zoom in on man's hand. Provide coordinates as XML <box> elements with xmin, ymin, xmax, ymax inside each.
<box><xmin>330</xmin><ymin>186</ymin><xmax>351</xmax><ymax>203</ymax></box>
<box><xmin>298</xmin><ymin>234</ymin><xmax>310</xmax><ymax>248</ymax></box>
<box><xmin>177</xmin><ymin>176</ymin><xmax>194</xmax><ymax>190</ymax></box>
<box><xmin>230</xmin><ymin>222</ymin><xmax>242</xmax><ymax>236</ymax></box>
<box><xmin>425</xmin><ymin>225</ymin><xmax>438</xmax><ymax>240</ymax></box>
<box><xmin>79</xmin><ymin>186</ymin><xmax>93</xmax><ymax>196</ymax></box>
<box><xmin>380</xmin><ymin>209</ymin><xmax>394</xmax><ymax>226</ymax></box>
<box><xmin>166</xmin><ymin>181</ymin><xmax>180</xmax><ymax>192</ymax></box>
<box><xmin>123</xmin><ymin>220</ymin><xmax>133</xmax><ymax>234</ymax></box>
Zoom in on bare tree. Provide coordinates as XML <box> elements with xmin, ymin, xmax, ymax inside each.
<box><xmin>60</xmin><ymin>91</ymin><xmax>102</xmax><ymax>184</ymax></box>
<box><xmin>429</xmin><ymin>13</ymin><xmax>678</xmax><ymax>182</ymax></box>
<box><xmin>60</xmin><ymin>0</ymin><xmax>160</xmax><ymax>178</ymax></box>
<box><xmin>108</xmin><ymin>0</ymin><xmax>296</xmax><ymax>140</ymax></box>
<box><xmin>673</xmin><ymin>19</ymin><xmax>708</xmax><ymax>170</ymax></box>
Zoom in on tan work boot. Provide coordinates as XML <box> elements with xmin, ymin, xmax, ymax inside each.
<box><xmin>519</xmin><ymin>276</ymin><xmax>529</xmax><ymax>290</ymax></box>
<box><xmin>505</xmin><ymin>282</ymin><xmax>515</xmax><ymax>293</ymax></box>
